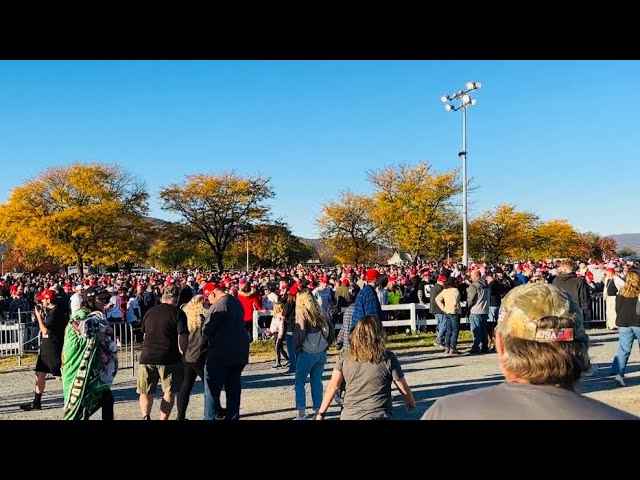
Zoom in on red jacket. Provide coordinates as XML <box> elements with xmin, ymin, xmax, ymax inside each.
<box><xmin>237</xmin><ymin>290</ymin><xmax>261</xmax><ymax>322</ymax></box>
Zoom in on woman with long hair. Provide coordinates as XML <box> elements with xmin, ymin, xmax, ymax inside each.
<box><xmin>315</xmin><ymin>315</ymin><xmax>415</xmax><ymax>420</ymax></box>
<box><xmin>292</xmin><ymin>290</ymin><xmax>334</xmax><ymax>420</ymax></box>
<box><xmin>610</xmin><ymin>270</ymin><xmax>640</xmax><ymax>387</ymax></box>
<box><xmin>176</xmin><ymin>294</ymin><xmax>208</xmax><ymax>420</ymax></box>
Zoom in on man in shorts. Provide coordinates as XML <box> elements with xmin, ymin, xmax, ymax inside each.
<box><xmin>137</xmin><ymin>284</ymin><xmax>188</xmax><ymax>420</ymax></box>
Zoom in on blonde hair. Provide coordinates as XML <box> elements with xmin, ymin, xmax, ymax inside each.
<box><xmin>618</xmin><ymin>270</ymin><xmax>640</xmax><ymax>298</ymax></box>
<box><xmin>349</xmin><ymin>315</ymin><xmax>386</xmax><ymax>364</ymax></box>
<box><xmin>294</xmin><ymin>291</ymin><xmax>328</xmax><ymax>330</ymax></box>
<box><xmin>272</xmin><ymin>302</ymin><xmax>283</xmax><ymax>316</ymax></box>
<box><xmin>181</xmin><ymin>294</ymin><xmax>207</xmax><ymax>332</ymax></box>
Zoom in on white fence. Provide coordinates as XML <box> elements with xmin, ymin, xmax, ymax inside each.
<box><xmin>252</xmin><ymin>293</ymin><xmax>607</xmax><ymax>341</ymax></box>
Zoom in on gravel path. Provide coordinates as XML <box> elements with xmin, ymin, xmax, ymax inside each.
<box><xmin>0</xmin><ymin>328</ymin><xmax>637</xmax><ymax>420</ymax></box>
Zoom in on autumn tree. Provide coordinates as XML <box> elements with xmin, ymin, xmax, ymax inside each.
<box><xmin>0</xmin><ymin>163</ymin><xmax>149</xmax><ymax>277</ymax></box>
<box><xmin>578</xmin><ymin>232</ymin><xmax>618</xmax><ymax>260</ymax></box>
<box><xmin>618</xmin><ymin>247</ymin><xmax>638</xmax><ymax>258</ymax></box>
<box><xmin>247</xmin><ymin>222</ymin><xmax>314</xmax><ymax>268</ymax></box>
<box><xmin>147</xmin><ymin>224</ymin><xmax>212</xmax><ymax>271</ymax></box>
<box><xmin>158</xmin><ymin>172</ymin><xmax>274</xmax><ymax>272</ymax></box>
<box><xmin>367</xmin><ymin>162</ymin><xmax>462</xmax><ymax>265</ymax></box>
<box><xmin>469</xmin><ymin>205</ymin><xmax>538</xmax><ymax>262</ymax></box>
<box><xmin>533</xmin><ymin>219</ymin><xmax>581</xmax><ymax>260</ymax></box>
<box><xmin>316</xmin><ymin>191</ymin><xmax>379</xmax><ymax>265</ymax></box>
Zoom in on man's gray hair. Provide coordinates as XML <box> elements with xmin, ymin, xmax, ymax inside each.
<box><xmin>162</xmin><ymin>284</ymin><xmax>181</xmax><ymax>301</ymax></box>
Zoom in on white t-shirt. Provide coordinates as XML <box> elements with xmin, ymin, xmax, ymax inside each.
<box><xmin>126</xmin><ymin>297</ymin><xmax>141</xmax><ymax>323</ymax></box>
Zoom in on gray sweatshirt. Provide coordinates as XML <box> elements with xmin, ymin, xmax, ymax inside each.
<box><xmin>467</xmin><ymin>279</ymin><xmax>489</xmax><ymax>315</ymax></box>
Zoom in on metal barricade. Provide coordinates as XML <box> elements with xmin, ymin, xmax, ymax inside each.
<box><xmin>590</xmin><ymin>293</ymin><xmax>606</xmax><ymax>325</ymax></box>
<box><xmin>109</xmin><ymin>321</ymin><xmax>136</xmax><ymax>377</ymax></box>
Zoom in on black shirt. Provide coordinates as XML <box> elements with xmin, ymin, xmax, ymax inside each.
<box><xmin>139</xmin><ymin>303</ymin><xmax>188</xmax><ymax>365</ymax></box>
<box><xmin>42</xmin><ymin>304</ymin><xmax>68</xmax><ymax>352</ymax></box>
<box><xmin>204</xmin><ymin>294</ymin><xmax>250</xmax><ymax>367</ymax></box>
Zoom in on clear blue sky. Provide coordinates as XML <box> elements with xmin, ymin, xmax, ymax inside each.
<box><xmin>0</xmin><ymin>60</ymin><xmax>637</xmax><ymax>239</ymax></box>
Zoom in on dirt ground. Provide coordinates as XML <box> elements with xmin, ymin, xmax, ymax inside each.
<box><xmin>0</xmin><ymin>328</ymin><xmax>637</xmax><ymax>420</ymax></box>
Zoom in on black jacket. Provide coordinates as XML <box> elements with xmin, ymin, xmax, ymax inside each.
<box><xmin>429</xmin><ymin>283</ymin><xmax>444</xmax><ymax>314</ymax></box>
<box><xmin>552</xmin><ymin>272</ymin><xmax>590</xmax><ymax>311</ymax></box>
<box><xmin>204</xmin><ymin>294</ymin><xmax>250</xmax><ymax>367</ymax></box>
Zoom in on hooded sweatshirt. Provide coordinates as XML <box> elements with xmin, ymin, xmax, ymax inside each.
<box><xmin>467</xmin><ymin>278</ymin><xmax>489</xmax><ymax>315</ymax></box>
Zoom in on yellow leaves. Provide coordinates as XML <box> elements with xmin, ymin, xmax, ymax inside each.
<box><xmin>0</xmin><ymin>162</ymin><xmax>149</xmax><ymax>273</ymax></box>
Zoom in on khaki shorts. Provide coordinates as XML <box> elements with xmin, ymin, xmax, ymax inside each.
<box><xmin>136</xmin><ymin>363</ymin><xmax>183</xmax><ymax>395</ymax></box>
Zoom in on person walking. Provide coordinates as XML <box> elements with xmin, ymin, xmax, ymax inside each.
<box><xmin>176</xmin><ymin>294</ymin><xmax>208</xmax><ymax>420</ymax></box>
<box><xmin>610</xmin><ymin>270</ymin><xmax>640</xmax><ymax>387</ymax></box>
<box><xmin>61</xmin><ymin>286</ymin><xmax>118</xmax><ymax>420</ymax></box>
<box><xmin>292</xmin><ymin>290</ymin><xmax>335</xmax><ymax>420</ymax></box>
<box><xmin>136</xmin><ymin>284</ymin><xmax>188</xmax><ymax>420</ymax></box>
<box><xmin>203</xmin><ymin>285</ymin><xmax>250</xmax><ymax>420</ymax></box>
<box><xmin>315</xmin><ymin>315</ymin><xmax>415</xmax><ymax>420</ymax></box>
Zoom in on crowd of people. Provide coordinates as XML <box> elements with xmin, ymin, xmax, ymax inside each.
<box><xmin>1</xmin><ymin>254</ymin><xmax>639</xmax><ymax>420</ymax></box>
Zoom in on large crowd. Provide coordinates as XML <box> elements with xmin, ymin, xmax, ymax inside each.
<box><xmin>2</xmin><ymin>255</ymin><xmax>639</xmax><ymax>420</ymax></box>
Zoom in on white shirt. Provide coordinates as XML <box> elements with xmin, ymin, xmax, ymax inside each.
<box><xmin>70</xmin><ymin>292</ymin><xmax>83</xmax><ymax>316</ymax></box>
<box><xmin>106</xmin><ymin>294</ymin><xmax>122</xmax><ymax>320</ymax></box>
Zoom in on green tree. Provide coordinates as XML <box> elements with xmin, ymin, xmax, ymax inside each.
<box><xmin>618</xmin><ymin>247</ymin><xmax>638</xmax><ymax>258</ymax></box>
<box><xmin>0</xmin><ymin>163</ymin><xmax>149</xmax><ymax>277</ymax></box>
<box><xmin>159</xmin><ymin>172</ymin><xmax>274</xmax><ymax>272</ymax></box>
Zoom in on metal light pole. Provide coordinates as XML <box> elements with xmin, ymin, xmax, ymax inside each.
<box><xmin>441</xmin><ymin>81</ymin><xmax>481</xmax><ymax>267</ymax></box>
<box><xmin>246</xmin><ymin>234</ymin><xmax>250</xmax><ymax>272</ymax></box>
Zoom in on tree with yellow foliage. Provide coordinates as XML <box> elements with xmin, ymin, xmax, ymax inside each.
<box><xmin>367</xmin><ymin>162</ymin><xmax>462</xmax><ymax>265</ymax></box>
<box><xmin>533</xmin><ymin>219</ymin><xmax>581</xmax><ymax>259</ymax></box>
<box><xmin>159</xmin><ymin>172</ymin><xmax>274</xmax><ymax>272</ymax></box>
<box><xmin>0</xmin><ymin>163</ymin><xmax>149</xmax><ymax>277</ymax></box>
<box><xmin>316</xmin><ymin>191</ymin><xmax>378</xmax><ymax>265</ymax></box>
<box><xmin>469</xmin><ymin>205</ymin><xmax>538</xmax><ymax>262</ymax></box>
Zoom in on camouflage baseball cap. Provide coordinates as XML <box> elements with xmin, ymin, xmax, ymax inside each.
<box><xmin>497</xmin><ymin>283</ymin><xmax>584</xmax><ymax>342</ymax></box>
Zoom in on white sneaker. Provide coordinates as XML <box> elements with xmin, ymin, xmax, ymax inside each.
<box><xmin>614</xmin><ymin>374</ymin><xmax>626</xmax><ymax>387</ymax></box>
<box><xmin>293</xmin><ymin>415</ymin><xmax>307</xmax><ymax>420</ymax></box>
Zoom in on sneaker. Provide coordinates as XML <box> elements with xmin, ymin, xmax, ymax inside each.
<box><xmin>282</xmin><ymin>361</ymin><xmax>290</xmax><ymax>367</ymax></box>
<box><xmin>272</xmin><ymin>364</ymin><xmax>282</xmax><ymax>369</ymax></box>
<box><xmin>334</xmin><ymin>393</ymin><xmax>343</xmax><ymax>407</ymax></box>
<box><xmin>143</xmin><ymin>415</ymin><xmax>151</xmax><ymax>420</ymax></box>
<box><xmin>614</xmin><ymin>374</ymin><xmax>626</xmax><ymax>387</ymax></box>
<box><xmin>293</xmin><ymin>415</ymin><xmax>309</xmax><ymax>420</ymax></box>
<box><xmin>19</xmin><ymin>402</ymin><xmax>41</xmax><ymax>411</ymax></box>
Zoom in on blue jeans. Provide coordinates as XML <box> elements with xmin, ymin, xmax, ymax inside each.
<box><xmin>435</xmin><ymin>314</ymin><xmax>446</xmax><ymax>345</ymax></box>
<box><xmin>611</xmin><ymin>326</ymin><xmax>640</xmax><ymax>377</ymax></box>
<box><xmin>285</xmin><ymin>332</ymin><xmax>297</xmax><ymax>372</ymax></box>
<box><xmin>294</xmin><ymin>350</ymin><xmax>327</xmax><ymax>410</ymax></box>
<box><xmin>203</xmin><ymin>364</ymin><xmax>215</xmax><ymax>420</ymax></box>
<box><xmin>488</xmin><ymin>306</ymin><xmax>499</xmax><ymax>323</ymax></box>
<box><xmin>444</xmin><ymin>314</ymin><xmax>460</xmax><ymax>350</ymax></box>
<box><xmin>469</xmin><ymin>313</ymin><xmax>489</xmax><ymax>352</ymax></box>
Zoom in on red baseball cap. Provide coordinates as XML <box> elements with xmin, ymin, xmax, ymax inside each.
<box><xmin>388</xmin><ymin>276</ymin><xmax>396</xmax><ymax>283</ymax></box>
<box><xmin>365</xmin><ymin>269</ymin><xmax>379</xmax><ymax>281</ymax></box>
<box><xmin>341</xmin><ymin>278</ymin><xmax>350</xmax><ymax>285</ymax></box>
<box><xmin>202</xmin><ymin>282</ymin><xmax>217</xmax><ymax>297</ymax></box>
<box><xmin>319</xmin><ymin>276</ymin><xmax>328</xmax><ymax>284</ymax></box>
<box><xmin>288</xmin><ymin>286</ymin><xmax>299</xmax><ymax>296</ymax></box>
<box><xmin>437</xmin><ymin>275</ymin><xmax>447</xmax><ymax>283</ymax></box>
<box><xmin>36</xmin><ymin>289</ymin><xmax>58</xmax><ymax>301</ymax></box>
<box><xmin>605</xmin><ymin>268</ymin><xmax>615</xmax><ymax>274</ymax></box>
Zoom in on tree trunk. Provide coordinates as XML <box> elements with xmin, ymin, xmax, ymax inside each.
<box><xmin>215</xmin><ymin>252</ymin><xmax>224</xmax><ymax>272</ymax></box>
<box><xmin>77</xmin><ymin>256</ymin><xmax>84</xmax><ymax>278</ymax></box>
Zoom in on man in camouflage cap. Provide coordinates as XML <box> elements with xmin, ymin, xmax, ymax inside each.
<box><xmin>422</xmin><ymin>283</ymin><xmax>637</xmax><ymax>420</ymax></box>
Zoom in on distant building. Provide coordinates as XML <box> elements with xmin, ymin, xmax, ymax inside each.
<box><xmin>386</xmin><ymin>251</ymin><xmax>412</xmax><ymax>266</ymax></box>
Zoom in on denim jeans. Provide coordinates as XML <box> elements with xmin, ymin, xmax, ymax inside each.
<box><xmin>203</xmin><ymin>364</ymin><xmax>215</xmax><ymax>420</ymax></box>
<box><xmin>611</xmin><ymin>326</ymin><xmax>640</xmax><ymax>377</ymax></box>
<box><xmin>488</xmin><ymin>306</ymin><xmax>499</xmax><ymax>323</ymax></box>
<box><xmin>444</xmin><ymin>314</ymin><xmax>460</xmax><ymax>350</ymax></box>
<box><xmin>435</xmin><ymin>314</ymin><xmax>446</xmax><ymax>345</ymax></box>
<box><xmin>469</xmin><ymin>313</ymin><xmax>489</xmax><ymax>352</ymax></box>
<box><xmin>294</xmin><ymin>350</ymin><xmax>327</xmax><ymax>410</ymax></box>
<box><xmin>285</xmin><ymin>332</ymin><xmax>297</xmax><ymax>372</ymax></box>
<box><xmin>203</xmin><ymin>362</ymin><xmax>245</xmax><ymax>420</ymax></box>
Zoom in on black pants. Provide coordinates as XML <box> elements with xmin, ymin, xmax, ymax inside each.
<box><xmin>100</xmin><ymin>390</ymin><xmax>114</xmax><ymax>420</ymax></box>
<box><xmin>176</xmin><ymin>362</ymin><xmax>205</xmax><ymax>420</ymax></box>
<box><xmin>206</xmin><ymin>364</ymin><xmax>245</xmax><ymax>420</ymax></box>
<box><xmin>275</xmin><ymin>336</ymin><xmax>289</xmax><ymax>364</ymax></box>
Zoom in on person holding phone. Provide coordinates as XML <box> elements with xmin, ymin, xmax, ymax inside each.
<box><xmin>20</xmin><ymin>289</ymin><xmax>68</xmax><ymax>411</ymax></box>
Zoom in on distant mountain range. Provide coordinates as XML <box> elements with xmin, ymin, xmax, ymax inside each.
<box><xmin>609</xmin><ymin>234</ymin><xmax>640</xmax><ymax>252</ymax></box>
